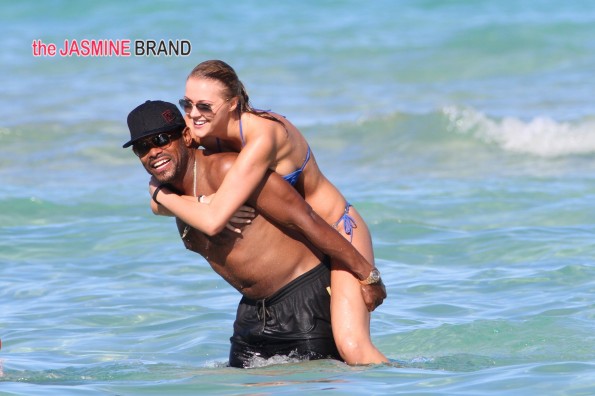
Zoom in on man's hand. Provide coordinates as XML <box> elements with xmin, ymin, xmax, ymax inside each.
<box><xmin>360</xmin><ymin>280</ymin><xmax>387</xmax><ymax>312</ymax></box>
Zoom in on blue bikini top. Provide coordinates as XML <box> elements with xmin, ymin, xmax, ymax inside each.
<box><xmin>234</xmin><ymin>116</ymin><xmax>311</xmax><ymax>186</ymax></box>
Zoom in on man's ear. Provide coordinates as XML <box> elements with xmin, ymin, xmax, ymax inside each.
<box><xmin>182</xmin><ymin>127</ymin><xmax>195</xmax><ymax>147</ymax></box>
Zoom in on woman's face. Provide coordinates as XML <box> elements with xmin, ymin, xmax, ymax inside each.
<box><xmin>181</xmin><ymin>77</ymin><xmax>232</xmax><ymax>139</ymax></box>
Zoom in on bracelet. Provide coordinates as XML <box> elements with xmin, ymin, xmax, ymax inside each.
<box><xmin>198</xmin><ymin>195</ymin><xmax>205</xmax><ymax>203</ymax></box>
<box><xmin>152</xmin><ymin>185</ymin><xmax>166</xmax><ymax>205</ymax></box>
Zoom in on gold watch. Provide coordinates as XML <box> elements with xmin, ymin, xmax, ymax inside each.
<box><xmin>360</xmin><ymin>268</ymin><xmax>381</xmax><ymax>285</ymax></box>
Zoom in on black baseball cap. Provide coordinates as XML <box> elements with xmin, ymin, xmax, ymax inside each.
<box><xmin>123</xmin><ymin>100</ymin><xmax>186</xmax><ymax>148</ymax></box>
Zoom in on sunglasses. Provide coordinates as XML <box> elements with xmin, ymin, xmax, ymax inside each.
<box><xmin>178</xmin><ymin>98</ymin><xmax>229</xmax><ymax>116</ymax></box>
<box><xmin>132</xmin><ymin>131</ymin><xmax>180</xmax><ymax>157</ymax></box>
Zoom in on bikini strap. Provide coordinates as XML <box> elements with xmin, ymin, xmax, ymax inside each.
<box><xmin>299</xmin><ymin>146</ymin><xmax>311</xmax><ymax>172</ymax></box>
<box><xmin>332</xmin><ymin>202</ymin><xmax>357</xmax><ymax>243</ymax></box>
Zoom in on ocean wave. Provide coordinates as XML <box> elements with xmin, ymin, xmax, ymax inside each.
<box><xmin>443</xmin><ymin>106</ymin><xmax>595</xmax><ymax>157</ymax></box>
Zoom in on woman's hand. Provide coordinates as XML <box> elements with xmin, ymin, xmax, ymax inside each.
<box><xmin>227</xmin><ymin>204</ymin><xmax>256</xmax><ymax>231</ymax></box>
<box><xmin>148</xmin><ymin>176</ymin><xmax>177</xmax><ymax>216</ymax></box>
<box><xmin>199</xmin><ymin>194</ymin><xmax>256</xmax><ymax>233</ymax></box>
<box><xmin>149</xmin><ymin>176</ymin><xmax>160</xmax><ymax>196</ymax></box>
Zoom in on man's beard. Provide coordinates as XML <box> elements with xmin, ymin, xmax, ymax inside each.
<box><xmin>146</xmin><ymin>149</ymin><xmax>189</xmax><ymax>188</ymax></box>
<box><xmin>152</xmin><ymin>167</ymin><xmax>177</xmax><ymax>185</ymax></box>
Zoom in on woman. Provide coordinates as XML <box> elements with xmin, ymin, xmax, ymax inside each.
<box><xmin>151</xmin><ymin>60</ymin><xmax>387</xmax><ymax>364</ymax></box>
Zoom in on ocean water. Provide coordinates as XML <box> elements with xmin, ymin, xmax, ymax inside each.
<box><xmin>2</xmin><ymin>0</ymin><xmax>595</xmax><ymax>394</ymax></box>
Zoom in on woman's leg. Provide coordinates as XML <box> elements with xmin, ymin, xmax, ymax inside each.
<box><xmin>330</xmin><ymin>205</ymin><xmax>388</xmax><ymax>364</ymax></box>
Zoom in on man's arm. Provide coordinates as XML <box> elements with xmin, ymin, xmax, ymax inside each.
<box><xmin>247</xmin><ymin>169</ymin><xmax>386</xmax><ymax>311</ymax></box>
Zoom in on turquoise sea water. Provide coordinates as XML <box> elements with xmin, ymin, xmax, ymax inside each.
<box><xmin>2</xmin><ymin>1</ymin><xmax>595</xmax><ymax>394</ymax></box>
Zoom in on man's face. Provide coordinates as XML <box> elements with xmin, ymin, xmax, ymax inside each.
<box><xmin>133</xmin><ymin>131</ymin><xmax>188</xmax><ymax>185</ymax></box>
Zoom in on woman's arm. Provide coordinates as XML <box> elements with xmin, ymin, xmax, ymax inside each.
<box><xmin>150</xmin><ymin>186</ymin><xmax>195</xmax><ymax>216</ymax></box>
<box><xmin>151</xmin><ymin>126</ymin><xmax>277</xmax><ymax>236</ymax></box>
<box><xmin>150</xmin><ymin>178</ymin><xmax>254</xmax><ymax>231</ymax></box>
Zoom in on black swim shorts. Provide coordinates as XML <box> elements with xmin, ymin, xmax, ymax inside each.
<box><xmin>229</xmin><ymin>259</ymin><xmax>340</xmax><ymax>368</ymax></box>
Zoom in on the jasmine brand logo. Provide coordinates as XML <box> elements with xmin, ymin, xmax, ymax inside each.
<box><xmin>32</xmin><ymin>39</ymin><xmax>192</xmax><ymax>57</ymax></box>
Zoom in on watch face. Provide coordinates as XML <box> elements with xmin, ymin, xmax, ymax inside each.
<box><xmin>361</xmin><ymin>268</ymin><xmax>381</xmax><ymax>285</ymax></box>
<box><xmin>371</xmin><ymin>269</ymin><xmax>381</xmax><ymax>282</ymax></box>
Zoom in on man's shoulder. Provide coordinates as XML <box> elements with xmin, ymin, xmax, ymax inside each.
<box><xmin>201</xmin><ymin>150</ymin><xmax>238</xmax><ymax>177</ymax></box>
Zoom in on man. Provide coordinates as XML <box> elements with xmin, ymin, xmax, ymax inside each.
<box><xmin>124</xmin><ymin>100</ymin><xmax>386</xmax><ymax>368</ymax></box>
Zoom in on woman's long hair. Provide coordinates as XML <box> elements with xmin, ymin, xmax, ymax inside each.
<box><xmin>188</xmin><ymin>60</ymin><xmax>284</xmax><ymax>126</ymax></box>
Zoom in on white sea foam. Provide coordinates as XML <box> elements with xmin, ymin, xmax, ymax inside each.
<box><xmin>244</xmin><ymin>351</ymin><xmax>305</xmax><ymax>368</ymax></box>
<box><xmin>443</xmin><ymin>106</ymin><xmax>595</xmax><ymax>157</ymax></box>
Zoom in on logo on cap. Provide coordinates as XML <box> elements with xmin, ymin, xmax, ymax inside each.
<box><xmin>162</xmin><ymin>109</ymin><xmax>175</xmax><ymax>124</ymax></box>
